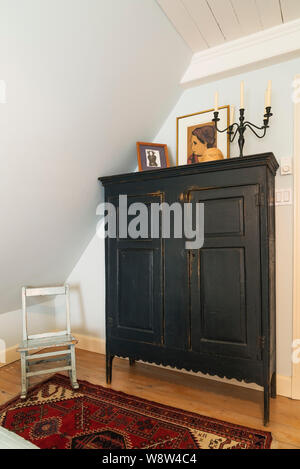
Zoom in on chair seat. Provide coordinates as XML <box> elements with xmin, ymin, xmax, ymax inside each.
<box><xmin>17</xmin><ymin>334</ymin><xmax>78</xmax><ymax>352</ymax></box>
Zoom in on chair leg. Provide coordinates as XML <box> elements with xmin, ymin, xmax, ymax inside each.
<box><xmin>26</xmin><ymin>352</ymin><xmax>29</xmax><ymax>391</ymax></box>
<box><xmin>70</xmin><ymin>345</ymin><xmax>79</xmax><ymax>390</ymax></box>
<box><xmin>20</xmin><ymin>352</ymin><xmax>28</xmax><ymax>399</ymax></box>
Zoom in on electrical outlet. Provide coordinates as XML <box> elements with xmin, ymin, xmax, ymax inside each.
<box><xmin>275</xmin><ymin>188</ymin><xmax>293</xmax><ymax>205</ymax></box>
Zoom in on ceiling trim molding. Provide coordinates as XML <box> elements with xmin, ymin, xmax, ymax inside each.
<box><xmin>181</xmin><ymin>18</ymin><xmax>300</xmax><ymax>86</ymax></box>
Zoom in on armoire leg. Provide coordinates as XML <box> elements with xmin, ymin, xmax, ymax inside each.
<box><xmin>271</xmin><ymin>372</ymin><xmax>277</xmax><ymax>399</ymax></box>
<box><xmin>129</xmin><ymin>358</ymin><xmax>135</xmax><ymax>366</ymax></box>
<box><xmin>264</xmin><ymin>384</ymin><xmax>270</xmax><ymax>426</ymax></box>
<box><xmin>106</xmin><ymin>354</ymin><xmax>114</xmax><ymax>384</ymax></box>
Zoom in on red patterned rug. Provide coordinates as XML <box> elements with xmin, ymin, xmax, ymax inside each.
<box><xmin>0</xmin><ymin>374</ymin><xmax>272</xmax><ymax>449</ymax></box>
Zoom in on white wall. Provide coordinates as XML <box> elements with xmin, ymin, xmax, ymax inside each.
<box><xmin>156</xmin><ymin>58</ymin><xmax>300</xmax><ymax>167</ymax></box>
<box><xmin>0</xmin><ymin>299</ymin><xmax>57</xmax><ymax>366</ymax></box>
<box><xmin>55</xmin><ymin>233</ymin><xmax>105</xmax><ymax>342</ymax></box>
<box><xmin>63</xmin><ymin>57</ymin><xmax>300</xmax><ymax>381</ymax></box>
<box><xmin>0</xmin><ymin>0</ymin><xmax>191</xmax><ymax>315</ymax></box>
<box><xmin>155</xmin><ymin>56</ymin><xmax>300</xmax><ymax>378</ymax></box>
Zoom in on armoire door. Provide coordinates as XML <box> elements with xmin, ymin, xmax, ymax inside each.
<box><xmin>188</xmin><ymin>185</ymin><xmax>262</xmax><ymax>360</ymax></box>
<box><xmin>107</xmin><ymin>193</ymin><xmax>163</xmax><ymax>345</ymax></box>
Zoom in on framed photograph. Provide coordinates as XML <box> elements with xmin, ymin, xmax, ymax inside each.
<box><xmin>176</xmin><ymin>105</ymin><xmax>230</xmax><ymax>166</ymax></box>
<box><xmin>137</xmin><ymin>142</ymin><xmax>170</xmax><ymax>171</ymax></box>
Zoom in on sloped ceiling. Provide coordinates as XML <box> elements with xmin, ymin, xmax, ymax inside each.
<box><xmin>0</xmin><ymin>0</ymin><xmax>191</xmax><ymax>314</ymax></box>
<box><xmin>157</xmin><ymin>0</ymin><xmax>300</xmax><ymax>51</ymax></box>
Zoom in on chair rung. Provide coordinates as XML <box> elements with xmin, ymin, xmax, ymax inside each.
<box><xmin>26</xmin><ymin>350</ymin><xmax>71</xmax><ymax>361</ymax></box>
<box><xmin>27</xmin><ymin>365</ymin><xmax>72</xmax><ymax>377</ymax></box>
<box><xmin>27</xmin><ymin>356</ymin><xmax>70</xmax><ymax>366</ymax></box>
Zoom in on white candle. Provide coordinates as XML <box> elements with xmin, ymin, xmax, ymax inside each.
<box><xmin>214</xmin><ymin>91</ymin><xmax>218</xmax><ymax>111</ymax></box>
<box><xmin>240</xmin><ymin>81</ymin><xmax>244</xmax><ymax>109</ymax></box>
<box><xmin>266</xmin><ymin>80</ymin><xmax>272</xmax><ymax>107</ymax></box>
<box><xmin>264</xmin><ymin>89</ymin><xmax>268</xmax><ymax>111</ymax></box>
<box><xmin>230</xmin><ymin>105</ymin><xmax>235</xmax><ymax>125</ymax></box>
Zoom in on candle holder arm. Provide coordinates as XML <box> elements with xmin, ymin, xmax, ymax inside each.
<box><xmin>229</xmin><ymin>124</ymin><xmax>240</xmax><ymax>142</ymax></box>
<box><xmin>214</xmin><ymin>124</ymin><xmax>230</xmax><ymax>133</ymax></box>
<box><xmin>243</xmin><ymin>120</ymin><xmax>266</xmax><ymax>129</ymax></box>
<box><xmin>212</xmin><ymin>113</ymin><xmax>239</xmax><ymax>142</ymax></box>
<box><xmin>212</xmin><ymin>112</ymin><xmax>238</xmax><ymax>133</ymax></box>
<box><xmin>244</xmin><ymin>123</ymin><xmax>268</xmax><ymax>139</ymax></box>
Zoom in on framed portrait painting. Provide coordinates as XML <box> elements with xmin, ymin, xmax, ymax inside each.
<box><xmin>137</xmin><ymin>142</ymin><xmax>170</xmax><ymax>171</ymax></box>
<box><xmin>176</xmin><ymin>105</ymin><xmax>230</xmax><ymax>166</ymax></box>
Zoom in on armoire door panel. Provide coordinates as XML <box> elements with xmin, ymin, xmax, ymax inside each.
<box><xmin>199</xmin><ymin>247</ymin><xmax>246</xmax><ymax>344</ymax></box>
<box><xmin>118</xmin><ymin>248</ymin><xmax>154</xmax><ymax>332</ymax></box>
<box><xmin>189</xmin><ymin>185</ymin><xmax>261</xmax><ymax>359</ymax></box>
<box><xmin>204</xmin><ymin>197</ymin><xmax>244</xmax><ymax>237</ymax></box>
<box><xmin>108</xmin><ymin>192</ymin><xmax>164</xmax><ymax>345</ymax></box>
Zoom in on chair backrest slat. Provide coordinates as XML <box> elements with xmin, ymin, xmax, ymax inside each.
<box><xmin>25</xmin><ymin>286</ymin><xmax>66</xmax><ymax>297</ymax></box>
<box><xmin>22</xmin><ymin>285</ymin><xmax>70</xmax><ymax>341</ymax></box>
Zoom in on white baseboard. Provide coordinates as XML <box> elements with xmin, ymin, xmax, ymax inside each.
<box><xmin>0</xmin><ymin>333</ymin><xmax>106</xmax><ymax>368</ymax></box>
<box><xmin>75</xmin><ymin>333</ymin><xmax>106</xmax><ymax>355</ymax></box>
<box><xmin>75</xmin><ymin>334</ymin><xmax>293</xmax><ymax>398</ymax></box>
<box><xmin>0</xmin><ymin>334</ymin><xmax>293</xmax><ymax>399</ymax></box>
<box><xmin>139</xmin><ymin>361</ymin><xmax>292</xmax><ymax>398</ymax></box>
<box><xmin>0</xmin><ymin>344</ymin><xmax>50</xmax><ymax>368</ymax></box>
<box><xmin>277</xmin><ymin>374</ymin><xmax>292</xmax><ymax>398</ymax></box>
<box><xmin>0</xmin><ymin>344</ymin><xmax>19</xmax><ymax>368</ymax></box>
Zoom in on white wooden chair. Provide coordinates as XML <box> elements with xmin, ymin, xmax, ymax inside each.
<box><xmin>17</xmin><ymin>285</ymin><xmax>79</xmax><ymax>399</ymax></box>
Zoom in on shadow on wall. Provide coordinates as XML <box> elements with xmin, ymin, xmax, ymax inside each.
<box><xmin>68</xmin><ymin>283</ymin><xmax>87</xmax><ymax>335</ymax></box>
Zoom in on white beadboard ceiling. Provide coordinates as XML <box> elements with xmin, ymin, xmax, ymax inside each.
<box><xmin>157</xmin><ymin>0</ymin><xmax>300</xmax><ymax>52</ymax></box>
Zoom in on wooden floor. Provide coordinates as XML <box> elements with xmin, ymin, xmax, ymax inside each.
<box><xmin>0</xmin><ymin>349</ymin><xmax>300</xmax><ymax>449</ymax></box>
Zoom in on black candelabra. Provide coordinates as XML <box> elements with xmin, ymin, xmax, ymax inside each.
<box><xmin>212</xmin><ymin>107</ymin><xmax>273</xmax><ymax>158</ymax></box>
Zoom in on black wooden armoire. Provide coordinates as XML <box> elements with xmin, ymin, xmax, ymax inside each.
<box><xmin>99</xmin><ymin>153</ymin><xmax>278</xmax><ymax>425</ymax></box>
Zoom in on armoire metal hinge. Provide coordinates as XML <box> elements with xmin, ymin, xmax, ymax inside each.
<box><xmin>255</xmin><ymin>192</ymin><xmax>265</xmax><ymax>206</ymax></box>
<box><xmin>258</xmin><ymin>336</ymin><xmax>265</xmax><ymax>350</ymax></box>
<box><xmin>179</xmin><ymin>192</ymin><xmax>188</xmax><ymax>202</ymax></box>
